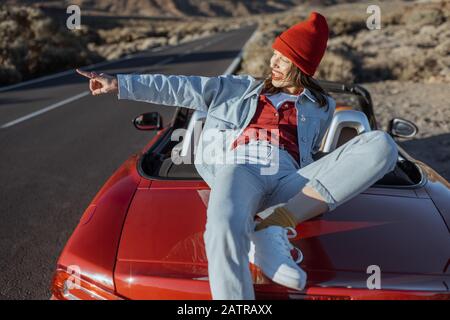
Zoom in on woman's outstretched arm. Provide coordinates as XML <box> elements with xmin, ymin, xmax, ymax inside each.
<box><xmin>76</xmin><ymin>69</ymin><xmax>255</xmax><ymax>112</ymax></box>
<box><xmin>116</xmin><ymin>73</ymin><xmax>223</xmax><ymax>112</ymax></box>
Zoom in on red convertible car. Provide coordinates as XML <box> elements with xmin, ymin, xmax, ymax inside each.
<box><xmin>51</xmin><ymin>80</ymin><xmax>450</xmax><ymax>300</ymax></box>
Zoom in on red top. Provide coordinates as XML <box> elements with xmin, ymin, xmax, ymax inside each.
<box><xmin>232</xmin><ymin>94</ymin><xmax>300</xmax><ymax>163</ymax></box>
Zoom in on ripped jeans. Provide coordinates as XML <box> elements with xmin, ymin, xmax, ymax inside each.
<box><xmin>203</xmin><ymin>130</ymin><xmax>398</xmax><ymax>299</ymax></box>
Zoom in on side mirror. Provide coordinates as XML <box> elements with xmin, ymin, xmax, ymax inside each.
<box><xmin>133</xmin><ymin>112</ymin><xmax>162</xmax><ymax>131</ymax></box>
<box><xmin>388</xmin><ymin>118</ymin><xmax>418</xmax><ymax>138</ymax></box>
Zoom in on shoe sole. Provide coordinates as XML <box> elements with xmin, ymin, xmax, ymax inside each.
<box><xmin>253</xmin><ymin>254</ymin><xmax>307</xmax><ymax>291</ymax></box>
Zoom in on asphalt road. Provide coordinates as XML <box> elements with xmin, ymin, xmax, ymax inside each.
<box><xmin>0</xmin><ymin>25</ymin><xmax>257</xmax><ymax>300</ymax></box>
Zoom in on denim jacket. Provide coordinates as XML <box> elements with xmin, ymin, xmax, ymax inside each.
<box><xmin>117</xmin><ymin>74</ymin><xmax>336</xmax><ymax>183</ymax></box>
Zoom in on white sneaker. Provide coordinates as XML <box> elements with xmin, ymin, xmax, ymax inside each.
<box><xmin>249</xmin><ymin>226</ymin><xmax>307</xmax><ymax>291</ymax></box>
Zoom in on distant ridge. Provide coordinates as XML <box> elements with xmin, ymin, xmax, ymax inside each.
<box><xmin>5</xmin><ymin>0</ymin><xmax>311</xmax><ymax>17</ymax></box>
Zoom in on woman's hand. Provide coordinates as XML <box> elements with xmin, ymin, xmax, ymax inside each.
<box><xmin>76</xmin><ymin>69</ymin><xmax>118</xmax><ymax>96</ymax></box>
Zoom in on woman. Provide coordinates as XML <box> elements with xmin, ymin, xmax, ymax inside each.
<box><xmin>77</xmin><ymin>12</ymin><xmax>398</xmax><ymax>300</ymax></box>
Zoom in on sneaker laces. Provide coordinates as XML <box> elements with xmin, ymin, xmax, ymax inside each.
<box><xmin>275</xmin><ymin>227</ymin><xmax>303</xmax><ymax>264</ymax></box>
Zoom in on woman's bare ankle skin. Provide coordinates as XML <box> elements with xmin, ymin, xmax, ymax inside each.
<box><xmin>285</xmin><ymin>186</ymin><xmax>329</xmax><ymax>224</ymax></box>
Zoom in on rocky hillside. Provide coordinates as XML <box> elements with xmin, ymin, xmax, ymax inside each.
<box><xmin>0</xmin><ymin>4</ymin><xmax>102</xmax><ymax>85</ymax></box>
<box><xmin>0</xmin><ymin>4</ymin><xmax>252</xmax><ymax>85</ymax></box>
<box><xmin>238</xmin><ymin>0</ymin><xmax>450</xmax><ymax>84</ymax></box>
<box><xmin>5</xmin><ymin>0</ymin><xmax>308</xmax><ymax>17</ymax></box>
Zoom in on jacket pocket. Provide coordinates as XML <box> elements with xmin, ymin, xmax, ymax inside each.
<box><xmin>208</xmin><ymin>114</ymin><xmax>238</xmax><ymax>130</ymax></box>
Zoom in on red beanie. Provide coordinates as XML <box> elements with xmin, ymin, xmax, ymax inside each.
<box><xmin>272</xmin><ymin>12</ymin><xmax>329</xmax><ymax>76</ymax></box>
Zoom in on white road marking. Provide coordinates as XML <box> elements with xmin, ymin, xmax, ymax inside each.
<box><xmin>224</xmin><ymin>50</ymin><xmax>243</xmax><ymax>75</ymax></box>
<box><xmin>0</xmin><ymin>32</ymin><xmax>230</xmax><ymax>93</ymax></box>
<box><xmin>0</xmin><ymin>91</ymin><xmax>90</xmax><ymax>129</ymax></box>
<box><xmin>0</xmin><ymin>54</ymin><xmax>139</xmax><ymax>94</ymax></box>
<box><xmin>1</xmin><ymin>54</ymin><xmax>180</xmax><ymax>130</ymax></box>
<box><xmin>0</xmin><ymin>27</ymin><xmax>256</xmax><ymax>129</ymax></box>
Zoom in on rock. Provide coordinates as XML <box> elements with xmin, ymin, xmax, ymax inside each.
<box><xmin>168</xmin><ymin>34</ymin><xmax>179</xmax><ymax>46</ymax></box>
<box><xmin>327</xmin><ymin>12</ymin><xmax>367</xmax><ymax>36</ymax></box>
<box><xmin>435</xmin><ymin>39</ymin><xmax>450</xmax><ymax>55</ymax></box>
<box><xmin>317</xmin><ymin>51</ymin><xmax>356</xmax><ymax>82</ymax></box>
<box><xmin>137</xmin><ymin>37</ymin><xmax>168</xmax><ymax>51</ymax></box>
<box><xmin>402</xmin><ymin>7</ymin><xmax>445</xmax><ymax>27</ymax></box>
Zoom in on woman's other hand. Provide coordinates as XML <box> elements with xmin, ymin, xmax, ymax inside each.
<box><xmin>76</xmin><ymin>69</ymin><xmax>118</xmax><ymax>95</ymax></box>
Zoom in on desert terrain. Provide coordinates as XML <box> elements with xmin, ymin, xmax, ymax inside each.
<box><xmin>1</xmin><ymin>0</ymin><xmax>449</xmax><ymax>179</ymax></box>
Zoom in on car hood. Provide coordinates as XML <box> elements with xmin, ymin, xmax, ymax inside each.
<box><xmin>114</xmin><ymin>180</ymin><xmax>450</xmax><ymax>298</ymax></box>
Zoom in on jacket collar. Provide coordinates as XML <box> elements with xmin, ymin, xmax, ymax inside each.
<box><xmin>243</xmin><ymin>81</ymin><xmax>265</xmax><ymax>99</ymax></box>
<box><xmin>244</xmin><ymin>81</ymin><xmax>317</xmax><ymax>104</ymax></box>
<box><xmin>300</xmin><ymin>88</ymin><xmax>316</xmax><ymax>103</ymax></box>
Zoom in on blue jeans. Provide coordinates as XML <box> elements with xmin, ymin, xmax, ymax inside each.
<box><xmin>203</xmin><ymin>130</ymin><xmax>398</xmax><ymax>299</ymax></box>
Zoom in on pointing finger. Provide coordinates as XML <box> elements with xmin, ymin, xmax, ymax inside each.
<box><xmin>76</xmin><ymin>69</ymin><xmax>93</xmax><ymax>78</ymax></box>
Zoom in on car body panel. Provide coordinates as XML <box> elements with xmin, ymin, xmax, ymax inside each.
<box><xmin>420</xmin><ymin>162</ymin><xmax>450</xmax><ymax>234</ymax></box>
<box><xmin>55</xmin><ymin>156</ymin><xmax>141</xmax><ymax>291</ymax></box>
<box><xmin>113</xmin><ymin>172</ymin><xmax>450</xmax><ymax>298</ymax></box>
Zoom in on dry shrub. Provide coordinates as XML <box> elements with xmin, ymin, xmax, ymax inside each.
<box><xmin>0</xmin><ymin>5</ymin><xmax>100</xmax><ymax>85</ymax></box>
